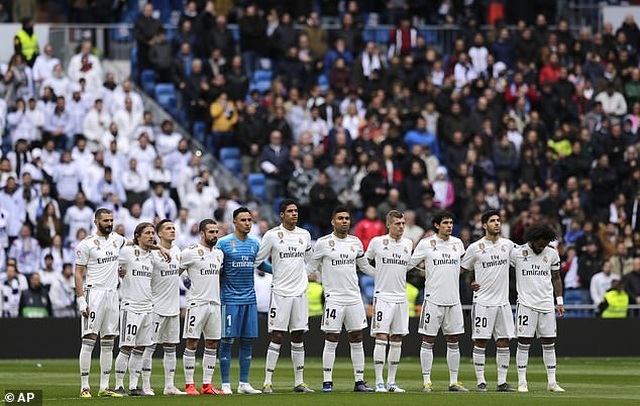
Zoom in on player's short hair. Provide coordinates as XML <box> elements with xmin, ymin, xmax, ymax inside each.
<box><xmin>279</xmin><ymin>198</ymin><xmax>298</xmax><ymax>214</ymax></box>
<box><xmin>524</xmin><ymin>223</ymin><xmax>557</xmax><ymax>242</ymax></box>
<box><xmin>481</xmin><ymin>210</ymin><xmax>501</xmax><ymax>225</ymax></box>
<box><xmin>44</xmin><ymin>254</ymin><xmax>54</xmax><ymax>261</ymax></box>
<box><xmin>233</xmin><ymin>207</ymin><xmax>251</xmax><ymax>219</ymax></box>
<box><xmin>133</xmin><ymin>222</ymin><xmax>155</xmax><ymax>245</ymax></box>
<box><xmin>332</xmin><ymin>205</ymin><xmax>351</xmax><ymax>218</ymax></box>
<box><xmin>94</xmin><ymin>208</ymin><xmax>112</xmax><ymax>220</ymax></box>
<box><xmin>432</xmin><ymin>210</ymin><xmax>454</xmax><ymax>231</ymax></box>
<box><xmin>199</xmin><ymin>218</ymin><xmax>217</xmax><ymax>233</ymax></box>
<box><xmin>156</xmin><ymin>218</ymin><xmax>173</xmax><ymax>233</ymax></box>
<box><xmin>386</xmin><ymin>210</ymin><xmax>404</xmax><ymax>223</ymax></box>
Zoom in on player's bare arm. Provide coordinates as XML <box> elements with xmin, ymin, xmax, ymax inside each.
<box><xmin>551</xmin><ymin>269</ymin><xmax>564</xmax><ymax>317</ymax></box>
<box><xmin>74</xmin><ymin>264</ymin><xmax>89</xmax><ymax>317</ymax></box>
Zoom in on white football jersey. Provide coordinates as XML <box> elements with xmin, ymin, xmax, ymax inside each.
<box><xmin>180</xmin><ymin>243</ymin><xmax>224</xmax><ymax>306</ymax></box>
<box><xmin>461</xmin><ymin>237</ymin><xmax>513</xmax><ymax>306</ymax></box>
<box><xmin>510</xmin><ymin>244</ymin><xmax>561</xmax><ymax>312</ymax></box>
<box><xmin>307</xmin><ymin>233</ymin><xmax>374</xmax><ymax>306</ymax></box>
<box><xmin>365</xmin><ymin>234</ymin><xmax>413</xmax><ymax>303</ymax></box>
<box><xmin>119</xmin><ymin>245</ymin><xmax>154</xmax><ymax>313</ymax></box>
<box><xmin>409</xmin><ymin>234</ymin><xmax>465</xmax><ymax>306</ymax></box>
<box><xmin>255</xmin><ymin>225</ymin><xmax>312</xmax><ymax>297</ymax></box>
<box><xmin>151</xmin><ymin>245</ymin><xmax>182</xmax><ymax>316</ymax></box>
<box><xmin>75</xmin><ymin>232</ymin><xmax>127</xmax><ymax>290</ymax></box>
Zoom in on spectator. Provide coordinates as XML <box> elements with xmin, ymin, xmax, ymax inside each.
<box><xmin>239</xmin><ymin>4</ymin><xmax>266</xmax><ymax>78</ymax></box>
<box><xmin>209</xmin><ymin>91</ymin><xmax>238</xmax><ymax>153</ymax></box>
<box><xmin>591</xmin><ymin>261</ymin><xmax>620</xmax><ymax>305</ymax></box>
<box><xmin>1</xmin><ymin>263</ymin><xmax>28</xmax><ymax>318</ymax></box>
<box><xmin>260</xmin><ymin>130</ymin><xmax>291</xmax><ymax>204</ymax></box>
<box><xmin>48</xmin><ymin>262</ymin><xmax>75</xmax><ymax>318</ymax></box>
<box><xmin>237</xmin><ymin>103</ymin><xmax>268</xmax><ymax>176</ymax></box>
<box><xmin>35</xmin><ymin>202</ymin><xmax>62</xmax><ymax>248</ymax></box>
<box><xmin>0</xmin><ymin>176</ymin><xmax>26</xmax><ymax>241</ymax></box>
<box><xmin>210</xmin><ymin>14</ymin><xmax>236</xmax><ymax>62</ymax></box>
<box><xmin>141</xmin><ymin>182</ymin><xmax>178</xmax><ymax>222</ymax></box>
<box><xmin>301</xmin><ymin>11</ymin><xmax>329</xmax><ymax>59</ymax></box>
<box><xmin>40</xmin><ymin>234</ymin><xmax>72</xmax><ymax>274</ymax></box>
<box><xmin>82</xmin><ymin>99</ymin><xmax>111</xmax><ymax>152</ymax></box>
<box><xmin>308</xmin><ymin>171</ymin><xmax>338</xmax><ymax>238</ymax></box>
<box><xmin>133</xmin><ymin>3</ymin><xmax>162</xmax><ymax>80</ymax></box>
<box><xmin>13</xmin><ymin>17</ymin><xmax>38</xmax><ymax>67</ymax></box>
<box><xmin>431</xmin><ymin>166</ymin><xmax>455</xmax><ymax>211</ymax></box>
<box><xmin>183</xmin><ymin>177</ymin><xmax>216</xmax><ymax>221</ymax></box>
<box><xmin>595</xmin><ymin>81</ymin><xmax>628</xmax><ymax>117</ymax></box>
<box><xmin>148</xmin><ymin>29</ymin><xmax>174</xmax><ymax>82</ymax></box>
<box><xmin>623</xmin><ymin>257</ymin><xmax>640</xmax><ymax>305</ymax></box>
<box><xmin>19</xmin><ymin>273</ymin><xmax>50</xmax><ymax>318</ymax></box>
<box><xmin>352</xmin><ymin>205</ymin><xmax>386</xmax><ymax>250</ymax></box>
<box><xmin>63</xmin><ymin>191</ymin><xmax>93</xmax><ymax>245</ymax></box>
<box><xmin>9</xmin><ymin>223</ymin><xmax>41</xmax><ymax>277</ymax></box>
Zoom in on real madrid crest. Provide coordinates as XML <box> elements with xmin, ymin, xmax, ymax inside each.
<box><xmin>404</xmin><ymin>246</ymin><xmax>408</xmax><ymax>253</ymax></box>
<box><xmin>501</xmin><ymin>245</ymin><xmax>506</xmax><ymax>252</ymax></box>
<box><xmin>522</xmin><ymin>249</ymin><xmax>528</xmax><ymax>261</ymax></box>
<box><xmin>113</xmin><ymin>241</ymin><xmax>117</xmax><ymax>248</ymax></box>
<box><xmin>299</xmin><ymin>238</ymin><xmax>303</xmax><ymax>245</ymax></box>
<box><xmin>383</xmin><ymin>239</ymin><xmax>389</xmax><ymax>246</ymax></box>
<box><xmin>328</xmin><ymin>240</ymin><xmax>335</xmax><ymax>248</ymax></box>
<box><xmin>543</xmin><ymin>256</ymin><xmax>548</xmax><ymax>263</ymax></box>
<box><xmin>94</xmin><ymin>239</ymin><xmax>100</xmax><ymax>250</ymax></box>
<box><xmin>479</xmin><ymin>242</ymin><xmax>485</xmax><ymax>253</ymax></box>
<box><xmin>277</xmin><ymin>231</ymin><xmax>284</xmax><ymax>239</ymax></box>
<box><xmin>430</xmin><ymin>239</ymin><xmax>437</xmax><ymax>250</ymax></box>
<box><xmin>452</xmin><ymin>245</ymin><xmax>457</xmax><ymax>252</ymax></box>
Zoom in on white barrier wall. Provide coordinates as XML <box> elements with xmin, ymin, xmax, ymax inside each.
<box><xmin>602</xmin><ymin>5</ymin><xmax>640</xmax><ymax>30</ymax></box>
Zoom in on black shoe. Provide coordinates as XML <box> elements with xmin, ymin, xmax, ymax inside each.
<box><xmin>497</xmin><ymin>383</ymin><xmax>517</xmax><ymax>392</ymax></box>
<box><xmin>128</xmin><ymin>387</ymin><xmax>144</xmax><ymax>396</ymax></box>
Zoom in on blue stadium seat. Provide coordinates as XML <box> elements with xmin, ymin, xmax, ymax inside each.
<box><xmin>272</xmin><ymin>197</ymin><xmax>284</xmax><ymax>217</ymax></box>
<box><xmin>253</xmin><ymin>70</ymin><xmax>273</xmax><ymax>82</ymax></box>
<box><xmin>130</xmin><ymin>47</ymin><xmax>138</xmax><ymax>81</ymax></box>
<box><xmin>141</xmin><ymin>69</ymin><xmax>156</xmax><ymax>94</ymax></box>
<box><xmin>111</xmin><ymin>24</ymin><xmax>133</xmax><ymax>42</ymax></box>
<box><xmin>155</xmin><ymin>83</ymin><xmax>178</xmax><ymax>117</ymax></box>
<box><xmin>219</xmin><ymin>147</ymin><xmax>240</xmax><ymax>161</ymax></box>
<box><xmin>362</xmin><ymin>29</ymin><xmax>375</xmax><ymax>42</ymax></box>
<box><xmin>247</xmin><ymin>173</ymin><xmax>266</xmax><ymax>201</ymax></box>
<box><xmin>564</xmin><ymin>289</ymin><xmax>590</xmax><ymax>318</ymax></box>
<box><xmin>317</xmin><ymin>74</ymin><xmax>329</xmax><ymax>93</ymax></box>
<box><xmin>251</xmin><ymin>80</ymin><xmax>272</xmax><ymax>94</ymax></box>
<box><xmin>221</xmin><ymin>157</ymin><xmax>242</xmax><ymax>174</ymax></box>
<box><xmin>375</xmin><ymin>28</ymin><xmax>389</xmax><ymax>44</ymax></box>
<box><xmin>192</xmin><ymin>121</ymin><xmax>207</xmax><ymax>144</ymax></box>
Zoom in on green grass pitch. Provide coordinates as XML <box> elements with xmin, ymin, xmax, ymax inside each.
<box><xmin>1</xmin><ymin>357</ymin><xmax>639</xmax><ymax>405</ymax></box>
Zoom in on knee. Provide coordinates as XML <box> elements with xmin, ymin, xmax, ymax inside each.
<box><xmin>221</xmin><ymin>338</ymin><xmax>234</xmax><ymax>346</ymax></box>
<box><xmin>325</xmin><ymin>333</ymin><xmax>340</xmax><ymax>342</ymax></box>
<box><xmin>348</xmin><ymin>331</ymin><xmax>363</xmax><ymax>343</ymax></box>
<box><xmin>271</xmin><ymin>331</ymin><xmax>285</xmax><ymax>345</ymax></box>
<box><xmin>445</xmin><ymin>335</ymin><xmax>459</xmax><ymax>344</ymax></box>
<box><xmin>290</xmin><ymin>330</ymin><xmax>304</xmax><ymax>343</ymax></box>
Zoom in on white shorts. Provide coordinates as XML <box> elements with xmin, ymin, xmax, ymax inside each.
<box><xmin>515</xmin><ymin>304</ymin><xmax>557</xmax><ymax>339</ymax></box>
<box><xmin>418</xmin><ymin>300</ymin><xmax>465</xmax><ymax>336</ymax></box>
<box><xmin>152</xmin><ymin>313</ymin><xmax>180</xmax><ymax>344</ymax></box>
<box><xmin>81</xmin><ymin>289</ymin><xmax>119</xmax><ymax>338</ymax></box>
<box><xmin>119</xmin><ymin>309</ymin><xmax>154</xmax><ymax>347</ymax></box>
<box><xmin>183</xmin><ymin>303</ymin><xmax>221</xmax><ymax>340</ymax></box>
<box><xmin>370</xmin><ymin>298</ymin><xmax>409</xmax><ymax>337</ymax></box>
<box><xmin>321</xmin><ymin>301</ymin><xmax>368</xmax><ymax>333</ymax></box>
<box><xmin>471</xmin><ymin>303</ymin><xmax>515</xmax><ymax>341</ymax></box>
<box><xmin>268</xmin><ymin>293</ymin><xmax>309</xmax><ymax>333</ymax></box>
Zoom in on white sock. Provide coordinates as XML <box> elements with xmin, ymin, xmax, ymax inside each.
<box><xmin>183</xmin><ymin>349</ymin><xmax>196</xmax><ymax>385</ymax></box>
<box><xmin>291</xmin><ymin>342</ymin><xmax>305</xmax><ymax>386</ymax></box>
<box><xmin>79</xmin><ymin>338</ymin><xmax>95</xmax><ymax>389</ymax></box>
<box><xmin>420</xmin><ymin>341</ymin><xmax>434</xmax><ymax>385</ymax></box>
<box><xmin>387</xmin><ymin>341</ymin><xmax>402</xmax><ymax>385</ymax></box>
<box><xmin>100</xmin><ymin>338</ymin><xmax>114</xmax><ymax>391</ymax></box>
<box><xmin>542</xmin><ymin>343</ymin><xmax>557</xmax><ymax>386</ymax></box>
<box><xmin>447</xmin><ymin>342</ymin><xmax>460</xmax><ymax>385</ymax></box>
<box><xmin>373</xmin><ymin>339</ymin><xmax>387</xmax><ymax>384</ymax></box>
<box><xmin>264</xmin><ymin>342</ymin><xmax>281</xmax><ymax>385</ymax></box>
<box><xmin>496</xmin><ymin>347</ymin><xmax>511</xmax><ymax>385</ymax></box>
<box><xmin>473</xmin><ymin>345</ymin><xmax>486</xmax><ymax>385</ymax></box>
<box><xmin>114</xmin><ymin>348</ymin><xmax>131</xmax><ymax>389</ymax></box>
<box><xmin>322</xmin><ymin>340</ymin><xmax>338</xmax><ymax>382</ymax></box>
<box><xmin>350</xmin><ymin>341</ymin><xmax>365</xmax><ymax>382</ymax></box>
<box><xmin>516</xmin><ymin>343</ymin><xmax>530</xmax><ymax>385</ymax></box>
<box><xmin>163</xmin><ymin>346</ymin><xmax>177</xmax><ymax>389</ymax></box>
<box><xmin>203</xmin><ymin>348</ymin><xmax>217</xmax><ymax>385</ymax></box>
<box><xmin>142</xmin><ymin>344</ymin><xmax>155</xmax><ymax>389</ymax></box>
<box><xmin>128</xmin><ymin>349</ymin><xmax>144</xmax><ymax>390</ymax></box>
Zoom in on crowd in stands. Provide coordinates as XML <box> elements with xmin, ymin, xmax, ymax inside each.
<box><xmin>2</xmin><ymin>0</ymin><xmax>640</xmax><ymax>318</ymax></box>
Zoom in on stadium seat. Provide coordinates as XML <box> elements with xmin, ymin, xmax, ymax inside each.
<box><xmin>564</xmin><ymin>289</ymin><xmax>590</xmax><ymax>318</ymax></box>
<box><xmin>362</xmin><ymin>28</ymin><xmax>375</xmax><ymax>42</ymax></box>
<box><xmin>141</xmin><ymin>69</ymin><xmax>156</xmax><ymax>94</ymax></box>
<box><xmin>253</xmin><ymin>70</ymin><xmax>273</xmax><ymax>83</ymax></box>
<box><xmin>247</xmin><ymin>173</ymin><xmax>266</xmax><ymax>201</ymax></box>
<box><xmin>130</xmin><ymin>47</ymin><xmax>138</xmax><ymax>82</ymax></box>
<box><xmin>251</xmin><ymin>80</ymin><xmax>272</xmax><ymax>94</ymax></box>
<box><xmin>219</xmin><ymin>147</ymin><xmax>240</xmax><ymax>161</ymax></box>
<box><xmin>317</xmin><ymin>74</ymin><xmax>329</xmax><ymax>93</ymax></box>
<box><xmin>111</xmin><ymin>24</ymin><xmax>133</xmax><ymax>43</ymax></box>
<box><xmin>272</xmin><ymin>197</ymin><xmax>284</xmax><ymax>217</ymax></box>
<box><xmin>375</xmin><ymin>28</ymin><xmax>389</xmax><ymax>44</ymax></box>
<box><xmin>192</xmin><ymin>121</ymin><xmax>207</xmax><ymax>144</ymax></box>
<box><xmin>155</xmin><ymin>83</ymin><xmax>178</xmax><ymax>117</ymax></box>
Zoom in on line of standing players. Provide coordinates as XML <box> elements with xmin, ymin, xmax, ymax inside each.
<box><xmin>74</xmin><ymin>201</ymin><xmax>566</xmax><ymax>397</ymax></box>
